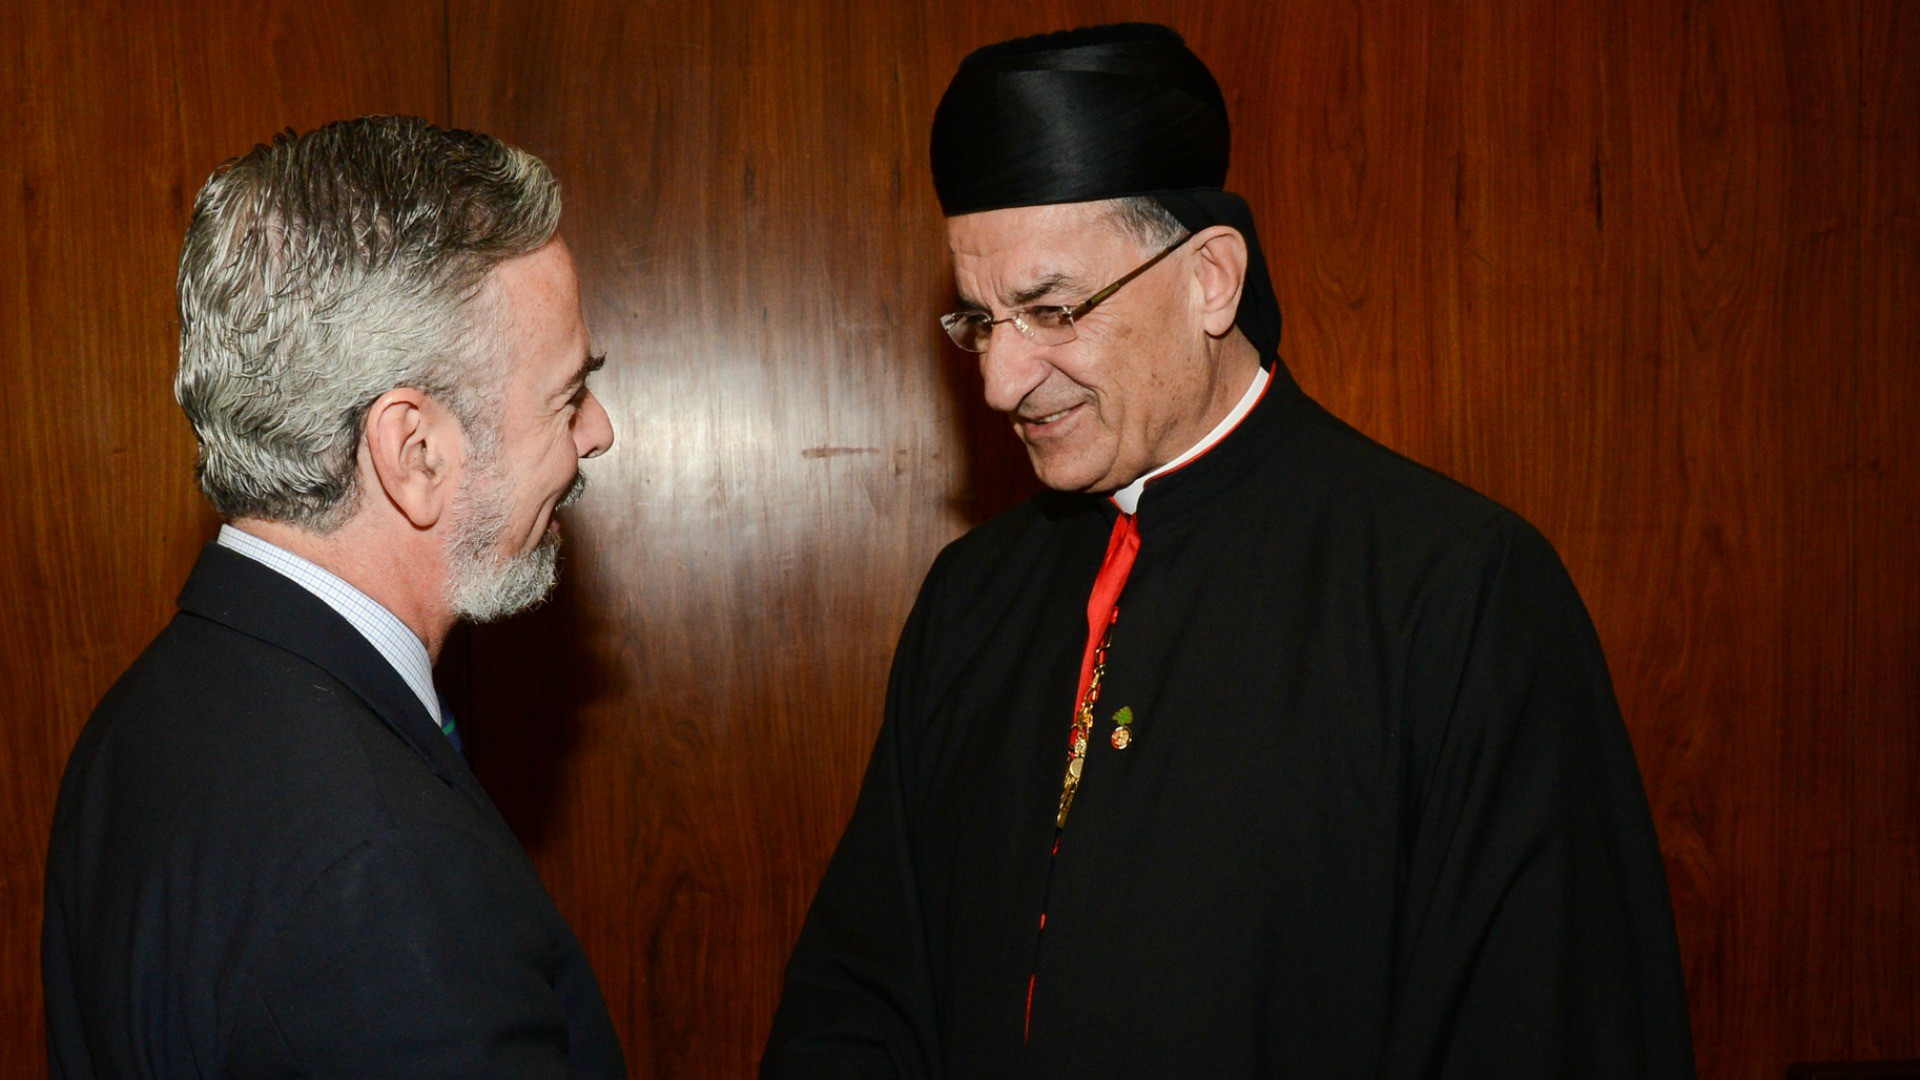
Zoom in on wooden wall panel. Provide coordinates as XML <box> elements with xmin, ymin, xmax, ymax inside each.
<box><xmin>0</xmin><ymin>2</ymin><xmax>445</xmax><ymax>1073</ymax></box>
<box><xmin>1209</xmin><ymin>0</ymin><xmax>1447</xmax><ymax>478</ymax></box>
<box><xmin>445</xmin><ymin>5</ymin><xmax>958</xmax><ymax>1073</ymax></box>
<box><xmin>1757</xmin><ymin>0</ymin><xmax>1858</xmax><ymax>1062</ymax></box>
<box><xmin>1856</xmin><ymin>0</ymin><xmax>1920</xmax><ymax>1058</ymax></box>
<box><xmin>1600</xmin><ymin>0</ymin><xmax>1862</xmax><ymax>1068</ymax></box>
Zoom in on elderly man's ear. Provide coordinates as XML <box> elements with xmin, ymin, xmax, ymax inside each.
<box><xmin>1188</xmin><ymin>225</ymin><xmax>1250</xmax><ymax>339</ymax></box>
<box><xmin>362</xmin><ymin>388</ymin><xmax>462</xmax><ymax>530</ymax></box>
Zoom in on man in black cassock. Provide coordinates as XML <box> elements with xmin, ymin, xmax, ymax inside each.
<box><xmin>764</xmin><ymin>24</ymin><xmax>1694</xmax><ymax>1079</ymax></box>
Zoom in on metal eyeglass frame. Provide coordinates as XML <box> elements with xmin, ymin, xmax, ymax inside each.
<box><xmin>939</xmin><ymin>230</ymin><xmax>1194</xmax><ymax>353</ymax></box>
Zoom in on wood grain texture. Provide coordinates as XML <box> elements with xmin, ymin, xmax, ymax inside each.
<box><xmin>2</xmin><ymin>2</ymin><xmax>1916</xmax><ymax>1078</ymax></box>
<box><xmin>1856</xmin><ymin>0</ymin><xmax>1920</xmax><ymax>1060</ymax></box>
<box><xmin>445</xmin><ymin>4</ymin><xmax>962</xmax><ymax>1073</ymax></box>
<box><xmin>1763</xmin><ymin>0</ymin><xmax>1858</xmax><ymax>1061</ymax></box>
<box><xmin>0</xmin><ymin>2</ymin><xmax>445</xmax><ymax>1074</ymax></box>
<box><xmin>1790</xmin><ymin>1064</ymin><xmax>1920</xmax><ymax>1080</ymax></box>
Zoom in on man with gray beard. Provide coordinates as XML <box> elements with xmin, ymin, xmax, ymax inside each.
<box><xmin>42</xmin><ymin>116</ymin><xmax>626</xmax><ymax>1077</ymax></box>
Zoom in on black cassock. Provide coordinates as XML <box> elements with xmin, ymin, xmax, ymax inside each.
<box><xmin>765</xmin><ymin>363</ymin><xmax>1694</xmax><ymax>1079</ymax></box>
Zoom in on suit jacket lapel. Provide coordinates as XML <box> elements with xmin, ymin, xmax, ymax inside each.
<box><xmin>176</xmin><ymin>542</ymin><xmax>470</xmax><ymax>789</ymax></box>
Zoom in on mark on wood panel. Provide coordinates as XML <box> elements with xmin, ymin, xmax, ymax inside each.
<box><xmin>801</xmin><ymin>446</ymin><xmax>881</xmax><ymax>459</ymax></box>
<box><xmin>1593</xmin><ymin>157</ymin><xmax>1605</xmax><ymax>229</ymax></box>
<box><xmin>1454</xmin><ymin>154</ymin><xmax>1463</xmax><ymax>226</ymax></box>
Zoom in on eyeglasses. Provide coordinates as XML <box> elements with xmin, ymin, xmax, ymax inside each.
<box><xmin>938</xmin><ymin>231</ymin><xmax>1193</xmax><ymax>353</ymax></box>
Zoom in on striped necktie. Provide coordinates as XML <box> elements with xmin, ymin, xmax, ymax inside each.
<box><xmin>435</xmin><ymin>691</ymin><xmax>465</xmax><ymax>757</ymax></box>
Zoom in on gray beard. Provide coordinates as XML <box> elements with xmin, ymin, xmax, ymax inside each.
<box><xmin>446</xmin><ymin>467</ymin><xmax>585</xmax><ymax>623</ymax></box>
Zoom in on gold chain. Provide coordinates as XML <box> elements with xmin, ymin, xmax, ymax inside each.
<box><xmin>1056</xmin><ymin>610</ymin><xmax>1118</xmax><ymax>829</ymax></box>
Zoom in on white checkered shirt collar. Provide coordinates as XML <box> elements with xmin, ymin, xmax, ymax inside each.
<box><xmin>216</xmin><ymin>524</ymin><xmax>442</xmax><ymax>729</ymax></box>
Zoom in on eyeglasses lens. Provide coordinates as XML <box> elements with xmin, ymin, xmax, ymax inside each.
<box><xmin>942</xmin><ymin>315</ymin><xmax>986</xmax><ymax>352</ymax></box>
<box><xmin>1024</xmin><ymin>309</ymin><xmax>1075</xmax><ymax>346</ymax></box>
<box><xmin>940</xmin><ymin>308</ymin><xmax>1078</xmax><ymax>353</ymax></box>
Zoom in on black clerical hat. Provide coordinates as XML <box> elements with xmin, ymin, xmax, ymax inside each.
<box><xmin>930</xmin><ymin>23</ymin><xmax>1282</xmax><ymax>361</ymax></box>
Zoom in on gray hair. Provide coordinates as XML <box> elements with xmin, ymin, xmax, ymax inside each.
<box><xmin>1104</xmin><ymin>195</ymin><xmax>1187</xmax><ymax>251</ymax></box>
<box><xmin>175</xmin><ymin>115</ymin><xmax>561</xmax><ymax>531</ymax></box>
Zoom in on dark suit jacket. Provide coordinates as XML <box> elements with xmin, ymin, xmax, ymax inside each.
<box><xmin>42</xmin><ymin>543</ymin><xmax>627</xmax><ymax>1078</ymax></box>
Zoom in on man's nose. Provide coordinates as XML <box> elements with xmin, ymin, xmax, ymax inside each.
<box><xmin>575</xmin><ymin>389</ymin><xmax>615</xmax><ymax>458</ymax></box>
<box><xmin>978</xmin><ymin>327</ymin><xmax>1051</xmax><ymax>414</ymax></box>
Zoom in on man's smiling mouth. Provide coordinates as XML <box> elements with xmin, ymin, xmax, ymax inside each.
<box><xmin>1020</xmin><ymin>402</ymin><xmax>1083</xmax><ymax>428</ymax></box>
